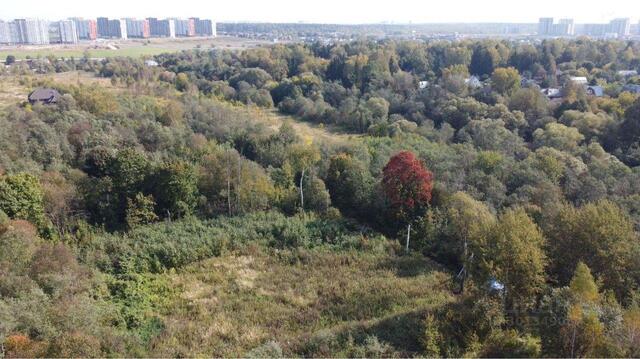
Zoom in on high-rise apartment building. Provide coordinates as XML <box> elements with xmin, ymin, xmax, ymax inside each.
<box><xmin>538</xmin><ymin>18</ymin><xmax>554</xmax><ymax>36</ymax></box>
<box><xmin>583</xmin><ymin>23</ymin><xmax>608</xmax><ymax>36</ymax></box>
<box><xmin>191</xmin><ymin>18</ymin><xmax>215</xmax><ymax>37</ymax></box>
<box><xmin>71</xmin><ymin>18</ymin><xmax>97</xmax><ymax>40</ymax></box>
<box><xmin>609</xmin><ymin>18</ymin><xmax>631</xmax><ymax>37</ymax></box>
<box><xmin>0</xmin><ymin>21</ymin><xmax>12</xmax><ymax>44</ymax></box>
<box><xmin>97</xmin><ymin>17</ymin><xmax>110</xmax><ymax>38</ymax></box>
<box><xmin>12</xmin><ymin>19</ymin><xmax>49</xmax><ymax>44</ymax></box>
<box><xmin>125</xmin><ymin>18</ymin><xmax>150</xmax><ymax>38</ymax></box>
<box><xmin>96</xmin><ymin>18</ymin><xmax>127</xmax><ymax>39</ymax></box>
<box><xmin>174</xmin><ymin>19</ymin><xmax>195</xmax><ymax>37</ymax></box>
<box><xmin>1</xmin><ymin>16</ymin><xmax>215</xmax><ymax>44</ymax></box>
<box><xmin>108</xmin><ymin>19</ymin><xmax>127</xmax><ymax>39</ymax></box>
<box><xmin>558</xmin><ymin>19</ymin><xmax>575</xmax><ymax>36</ymax></box>
<box><xmin>538</xmin><ymin>18</ymin><xmax>574</xmax><ymax>36</ymax></box>
<box><xmin>150</xmin><ymin>19</ymin><xmax>175</xmax><ymax>38</ymax></box>
<box><xmin>48</xmin><ymin>20</ymin><xmax>78</xmax><ymax>44</ymax></box>
<box><xmin>582</xmin><ymin>18</ymin><xmax>631</xmax><ymax>38</ymax></box>
<box><xmin>146</xmin><ymin>17</ymin><xmax>160</xmax><ymax>37</ymax></box>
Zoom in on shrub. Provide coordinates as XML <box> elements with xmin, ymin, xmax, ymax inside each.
<box><xmin>245</xmin><ymin>341</ymin><xmax>283</xmax><ymax>358</ymax></box>
<box><xmin>480</xmin><ymin>330</ymin><xmax>541</xmax><ymax>358</ymax></box>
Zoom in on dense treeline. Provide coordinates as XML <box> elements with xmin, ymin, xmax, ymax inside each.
<box><xmin>1</xmin><ymin>37</ymin><xmax>640</xmax><ymax>357</ymax></box>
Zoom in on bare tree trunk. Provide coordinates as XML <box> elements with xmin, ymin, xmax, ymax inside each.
<box><xmin>226</xmin><ymin>151</ymin><xmax>232</xmax><ymax>216</ymax></box>
<box><xmin>461</xmin><ymin>237</ymin><xmax>468</xmax><ymax>293</ymax></box>
<box><xmin>405</xmin><ymin>223</ymin><xmax>411</xmax><ymax>253</ymax></box>
<box><xmin>300</xmin><ymin>168</ymin><xmax>305</xmax><ymax>211</ymax></box>
<box><xmin>227</xmin><ymin>176</ymin><xmax>232</xmax><ymax>215</ymax></box>
<box><xmin>570</xmin><ymin>325</ymin><xmax>576</xmax><ymax>358</ymax></box>
<box><xmin>236</xmin><ymin>153</ymin><xmax>242</xmax><ymax>213</ymax></box>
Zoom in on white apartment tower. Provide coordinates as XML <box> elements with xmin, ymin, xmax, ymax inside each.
<box><xmin>609</xmin><ymin>18</ymin><xmax>631</xmax><ymax>37</ymax></box>
<box><xmin>13</xmin><ymin>19</ymin><xmax>49</xmax><ymax>44</ymax></box>
<box><xmin>0</xmin><ymin>21</ymin><xmax>12</xmax><ymax>44</ymax></box>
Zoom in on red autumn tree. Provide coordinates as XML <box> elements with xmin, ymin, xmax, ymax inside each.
<box><xmin>382</xmin><ymin>151</ymin><xmax>434</xmax><ymax>221</ymax></box>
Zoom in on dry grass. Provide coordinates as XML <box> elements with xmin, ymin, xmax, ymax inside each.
<box><xmin>237</xmin><ymin>105</ymin><xmax>360</xmax><ymax>147</ymax></box>
<box><xmin>147</xmin><ymin>248</ymin><xmax>452</xmax><ymax>357</ymax></box>
<box><xmin>0</xmin><ymin>36</ymin><xmax>275</xmax><ymax>61</ymax></box>
<box><xmin>0</xmin><ymin>76</ymin><xmax>25</xmax><ymax>107</ymax></box>
<box><xmin>0</xmin><ymin>71</ymin><xmax>124</xmax><ymax>108</ymax></box>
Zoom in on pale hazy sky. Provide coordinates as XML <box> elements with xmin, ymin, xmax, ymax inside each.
<box><xmin>2</xmin><ymin>0</ymin><xmax>639</xmax><ymax>24</ymax></box>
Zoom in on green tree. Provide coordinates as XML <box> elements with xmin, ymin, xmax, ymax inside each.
<box><xmin>175</xmin><ymin>72</ymin><xmax>191</xmax><ymax>91</ymax></box>
<box><xmin>72</xmin><ymin>85</ymin><xmax>118</xmax><ymax>115</ymax></box>
<box><xmin>152</xmin><ymin>161</ymin><xmax>198</xmax><ymax>218</ymax></box>
<box><xmin>126</xmin><ymin>193</ymin><xmax>159</xmax><ymax>229</ymax></box>
<box><xmin>533</xmin><ymin>123</ymin><xmax>584</xmax><ymax>153</ymax></box>
<box><xmin>444</xmin><ymin>192</ymin><xmax>496</xmax><ymax>288</ymax></box>
<box><xmin>491</xmin><ymin>67</ymin><xmax>521</xmax><ymax>95</ymax></box>
<box><xmin>302</xmin><ymin>176</ymin><xmax>331</xmax><ymax>213</ymax></box>
<box><xmin>108</xmin><ymin>148</ymin><xmax>150</xmax><ymax>199</ymax></box>
<box><xmin>570</xmin><ymin>262</ymin><xmax>599</xmax><ymax>303</ymax></box>
<box><xmin>0</xmin><ymin>173</ymin><xmax>49</xmax><ymax>237</ymax></box>
<box><xmin>619</xmin><ymin>97</ymin><xmax>640</xmax><ymax>165</ymax></box>
<box><xmin>5</xmin><ymin>55</ymin><xmax>16</xmax><ymax>65</ymax></box>
<box><xmin>509</xmin><ymin>87</ymin><xmax>549</xmax><ymax>122</ymax></box>
<box><xmin>480</xmin><ymin>208</ymin><xmax>547</xmax><ymax>309</ymax></box>
<box><xmin>481</xmin><ymin>330</ymin><xmax>542</xmax><ymax>358</ymax></box>
<box><xmin>545</xmin><ymin>201</ymin><xmax>639</xmax><ymax>300</ymax></box>
<box><xmin>325</xmin><ymin>153</ymin><xmax>374</xmax><ymax>218</ymax></box>
<box><xmin>441</xmin><ymin>64</ymin><xmax>470</xmax><ymax>95</ymax></box>
<box><xmin>421</xmin><ymin>314</ymin><xmax>442</xmax><ymax>357</ymax></box>
<box><xmin>470</xmin><ymin>43</ymin><xmax>504</xmax><ymax>76</ymax></box>
<box><xmin>561</xmin><ymin>263</ymin><xmax>605</xmax><ymax>358</ymax></box>
<box><xmin>287</xmin><ymin>144</ymin><xmax>320</xmax><ymax>212</ymax></box>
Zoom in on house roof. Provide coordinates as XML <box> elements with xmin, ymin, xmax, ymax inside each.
<box><xmin>623</xmin><ymin>84</ymin><xmax>640</xmax><ymax>93</ymax></box>
<box><xmin>586</xmin><ymin>85</ymin><xmax>604</xmax><ymax>96</ymax></box>
<box><xmin>618</xmin><ymin>70</ymin><xmax>638</xmax><ymax>76</ymax></box>
<box><xmin>28</xmin><ymin>88</ymin><xmax>61</xmax><ymax>102</ymax></box>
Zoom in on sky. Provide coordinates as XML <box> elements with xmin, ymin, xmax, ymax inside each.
<box><xmin>2</xmin><ymin>0</ymin><xmax>639</xmax><ymax>24</ymax></box>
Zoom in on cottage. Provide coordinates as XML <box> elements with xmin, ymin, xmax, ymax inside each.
<box><xmin>144</xmin><ymin>60</ymin><xmax>159</xmax><ymax>67</ymax></box>
<box><xmin>570</xmin><ymin>76</ymin><xmax>588</xmax><ymax>85</ymax></box>
<box><xmin>622</xmin><ymin>84</ymin><xmax>640</xmax><ymax>94</ymax></box>
<box><xmin>618</xmin><ymin>70</ymin><xmax>638</xmax><ymax>78</ymax></box>
<box><xmin>465</xmin><ymin>76</ymin><xmax>482</xmax><ymax>88</ymax></box>
<box><xmin>586</xmin><ymin>85</ymin><xmax>604</xmax><ymax>97</ymax></box>
<box><xmin>418</xmin><ymin>80</ymin><xmax>429</xmax><ymax>89</ymax></box>
<box><xmin>541</xmin><ymin>88</ymin><xmax>562</xmax><ymax>99</ymax></box>
<box><xmin>28</xmin><ymin>88</ymin><xmax>61</xmax><ymax>105</ymax></box>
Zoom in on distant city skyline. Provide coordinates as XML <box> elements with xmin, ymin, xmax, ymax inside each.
<box><xmin>1</xmin><ymin>0</ymin><xmax>640</xmax><ymax>24</ymax></box>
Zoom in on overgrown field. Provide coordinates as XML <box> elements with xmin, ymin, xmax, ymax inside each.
<box><xmin>0</xmin><ymin>211</ymin><xmax>453</xmax><ymax>357</ymax></box>
<box><xmin>148</xmin><ymin>245</ymin><xmax>451</xmax><ymax>357</ymax></box>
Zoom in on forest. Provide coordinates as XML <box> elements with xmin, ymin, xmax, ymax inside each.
<box><xmin>1</xmin><ymin>37</ymin><xmax>640</xmax><ymax>357</ymax></box>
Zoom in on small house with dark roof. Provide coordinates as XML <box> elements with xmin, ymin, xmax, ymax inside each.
<box><xmin>28</xmin><ymin>88</ymin><xmax>61</xmax><ymax>105</ymax></box>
